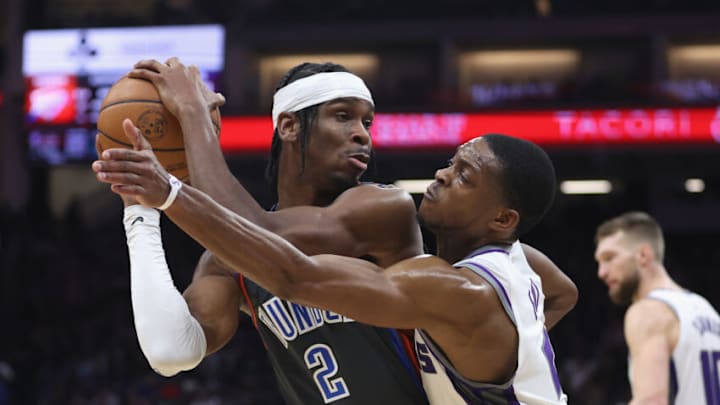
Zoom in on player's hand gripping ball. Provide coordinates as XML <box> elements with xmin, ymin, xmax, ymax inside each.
<box><xmin>96</xmin><ymin>76</ymin><xmax>221</xmax><ymax>184</ymax></box>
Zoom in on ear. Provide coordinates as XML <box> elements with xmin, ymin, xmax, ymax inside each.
<box><xmin>636</xmin><ymin>243</ymin><xmax>654</xmax><ymax>267</ymax></box>
<box><xmin>277</xmin><ymin>112</ymin><xmax>300</xmax><ymax>142</ymax></box>
<box><xmin>490</xmin><ymin>208</ymin><xmax>520</xmax><ymax>234</ymax></box>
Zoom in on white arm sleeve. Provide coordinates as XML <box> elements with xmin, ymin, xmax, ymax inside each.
<box><xmin>124</xmin><ymin>205</ymin><xmax>207</xmax><ymax>377</ymax></box>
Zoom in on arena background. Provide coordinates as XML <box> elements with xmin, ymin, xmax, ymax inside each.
<box><xmin>1</xmin><ymin>0</ymin><xmax>720</xmax><ymax>403</ymax></box>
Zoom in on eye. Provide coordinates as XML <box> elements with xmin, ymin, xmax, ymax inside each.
<box><xmin>335</xmin><ymin>111</ymin><xmax>350</xmax><ymax>121</ymax></box>
<box><xmin>599</xmin><ymin>253</ymin><xmax>614</xmax><ymax>263</ymax></box>
<box><xmin>363</xmin><ymin>119</ymin><xmax>373</xmax><ymax>129</ymax></box>
<box><xmin>458</xmin><ymin>170</ymin><xmax>470</xmax><ymax>183</ymax></box>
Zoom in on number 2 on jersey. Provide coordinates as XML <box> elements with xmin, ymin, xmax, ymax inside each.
<box><xmin>305</xmin><ymin>344</ymin><xmax>350</xmax><ymax>403</ymax></box>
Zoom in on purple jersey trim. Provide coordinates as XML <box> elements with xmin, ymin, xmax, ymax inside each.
<box><xmin>542</xmin><ymin>329</ymin><xmax>563</xmax><ymax>397</ymax></box>
<box><xmin>458</xmin><ymin>261</ymin><xmax>514</xmax><ymax>314</ymax></box>
<box><xmin>669</xmin><ymin>358</ymin><xmax>678</xmax><ymax>404</ymax></box>
<box><xmin>466</xmin><ymin>244</ymin><xmax>512</xmax><ymax>259</ymax></box>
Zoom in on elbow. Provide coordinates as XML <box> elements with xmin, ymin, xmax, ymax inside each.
<box><xmin>565</xmin><ymin>282</ymin><xmax>579</xmax><ymax>310</ymax></box>
<box><xmin>553</xmin><ymin>278</ymin><xmax>579</xmax><ymax>313</ymax></box>
<box><xmin>270</xmin><ymin>258</ymin><xmax>317</xmax><ymax>302</ymax></box>
<box><xmin>134</xmin><ymin>316</ymin><xmax>207</xmax><ymax>377</ymax></box>
<box><xmin>141</xmin><ymin>340</ymin><xmax>204</xmax><ymax>377</ymax></box>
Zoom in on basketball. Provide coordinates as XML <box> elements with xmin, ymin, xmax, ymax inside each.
<box><xmin>96</xmin><ymin>76</ymin><xmax>221</xmax><ymax>184</ymax></box>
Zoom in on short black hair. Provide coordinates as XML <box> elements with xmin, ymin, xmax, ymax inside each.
<box><xmin>482</xmin><ymin>133</ymin><xmax>556</xmax><ymax>237</ymax></box>
<box><xmin>265</xmin><ymin>62</ymin><xmax>351</xmax><ymax>200</ymax></box>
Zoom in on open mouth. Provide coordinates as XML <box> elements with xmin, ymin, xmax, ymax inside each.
<box><xmin>347</xmin><ymin>152</ymin><xmax>369</xmax><ymax>171</ymax></box>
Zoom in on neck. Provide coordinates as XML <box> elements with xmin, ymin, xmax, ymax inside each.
<box><xmin>435</xmin><ymin>232</ymin><xmax>514</xmax><ymax>264</ymax></box>
<box><xmin>633</xmin><ymin>264</ymin><xmax>681</xmax><ymax>302</ymax></box>
<box><xmin>276</xmin><ymin>154</ymin><xmax>337</xmax><ymax>209</ymax></box>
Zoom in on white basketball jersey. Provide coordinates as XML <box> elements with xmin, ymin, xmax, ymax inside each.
<box><xmin>414</xmin><ymin>241</ymin><xmax>568</xmax><ymax>404</ymax></box>
<box><xmin>645</xmin><ymin>289</ymin><xmax>720</xmax><ymax>405</ymax></box>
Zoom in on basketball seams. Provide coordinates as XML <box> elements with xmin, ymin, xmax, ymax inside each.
<box><xmin>96</xmin><ymin>129</ymin><xmax>133</xmax><ymax>148</ymax></box>
<box><xmin>97</xmin><ymin>100</ymin><xmax>183</xmax><ymax>151</ymax></box>
<box><xmin>96</xmin><ymin>130</ymin><xmax>186</xmax><ymax>152</ymax></box>
<box><xmin>99</xmin><ymin>99</ymin><xmax>164</xmax><ymax>112</ymax></box>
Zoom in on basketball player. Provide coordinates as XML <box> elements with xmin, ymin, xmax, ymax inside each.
<box><xmin>95</xmin><ymin>121</ymin><xmax>569</xmax><ymax>403</ymax></box>
<box><xmin>595</xmin><ymin>212</ymin><xmax>720</xmax><ymax>405</ymax></box>
<box><xmin>113</xmin><ymin>62</ymin><xmax>431</xmax><ymax>405</ymax></box>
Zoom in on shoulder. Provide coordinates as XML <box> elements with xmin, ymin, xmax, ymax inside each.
<box><xmin>626</xmin><ymin>298</ymin><xmax>678</xmax><ymax>324</ymax></box>
<box><xmin>335</xmin><ymin>183</ymin><xmax>415</xmax><ymax>208</ymax></box>
<box><xmin>457</xmin><ymin>250</ymin><xmax>513</xmax><ymax>280</ymax></box>
<box><xmin>316</xmin><ymin>183</ymin><xmax>422</xmax><ymax>264</ymax></box>
<box><xmin>624</xmin><ymin>298</ymin><xmax>678</xmax><ymax>342</ymax></box>
<box><xmin>333</xmin><ymin>183</ymin><xmax>419</xmax><ymax>244</ymax></box>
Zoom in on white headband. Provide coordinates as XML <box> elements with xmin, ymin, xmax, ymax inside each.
<box><xmin>271</xmin><ymin>71</ymin><xmax>374</xmax><ymax>129</ymax></box>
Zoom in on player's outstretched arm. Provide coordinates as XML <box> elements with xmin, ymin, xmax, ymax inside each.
<box><xmin>625</xmin><ymin>299</ymin><xmax>676</xmax><ymax>405</ymax></box>
<box><xmin>521</xmin><ymin>243</ymin><xmax>578</xmax><ymax>329</ymax></box>
<box><xmin>156</xmin><ymin>181</ymin><xmax>490</xmax><ymax>333</ymax></box>
<box><xmin>165</xmin><ymin>182</ymin><xmax>486</xmax><ymax>331</ymax></box>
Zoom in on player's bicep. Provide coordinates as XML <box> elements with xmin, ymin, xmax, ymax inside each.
<box><xmin>627</xmin><ymin>334</ymin><xmax>672</xmax><ymax>404</ymax></box>
<box><xmin>625</xmin><ymin>301</ymin><xmax>675</xmax><ymax>403</ymax></box>
<box><xmin>285</xmin><ymin>254</ymin><xmax>477</xmax><ymax>331</ymax></box>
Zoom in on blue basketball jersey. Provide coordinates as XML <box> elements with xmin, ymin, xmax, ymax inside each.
<box><xmin>238</xmin><ymin>276</ymin><xmax>428</xmax><ymax>405</ymax></box>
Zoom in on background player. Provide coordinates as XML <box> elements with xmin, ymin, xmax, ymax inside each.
<box><xmin>595</xmin><ymin>211</ymin><xmax>720</xmax><ymax>405</ymax></box>
<box><xmin>95</xmin><ymin>127</ymin><xmax>569</xmax><ymax>403</ymax></box>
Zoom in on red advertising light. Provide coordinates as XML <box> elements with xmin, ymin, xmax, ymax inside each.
<box><xmin>219</xmin><ymin>107</ymin><xmax>720</xmax><ymax>152</ymax></box>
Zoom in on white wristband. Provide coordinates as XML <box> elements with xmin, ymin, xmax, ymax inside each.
<box><xmin>157</xmin><ymin>174</ymin><xmax>183</xmax><ymax>211</ymax></box>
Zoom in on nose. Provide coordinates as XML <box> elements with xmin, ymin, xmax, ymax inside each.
<box><xmin>597</xmin><ymin>264</ymin><xmax>608</xmax><ymax>280</ymax></box>
<box><xmin>351</xmin><ymin>121</ymin><xmax>371</xmax><ymax>147</ymax></box>
<box><xmin>434</xmin><ymin>166</ymin><xmax>450</xmax><ymax>185</ymax></box>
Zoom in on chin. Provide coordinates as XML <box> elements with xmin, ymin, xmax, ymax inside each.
<box><xmin>330</xmin><ymin>174</ymin><xmax>359</xmax><ymax>193</ymax></box>
<box><xmin>417</xmin><ymin>206</ymin><xmax>440</xmax><ymax>231</ymax></box>
<box><xmin>609</xmin><ymin>290</ymin><xmax>633</xmax><ymax>306</ymax></box>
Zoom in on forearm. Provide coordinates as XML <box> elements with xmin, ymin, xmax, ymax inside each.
<box><xmin>544</xmin><ymin>305</ymin><xmax>572</xmax><ymax>330</ymax></box>
<box><xmin>543</xmin><ymin>283</ymin><xmax>578</xmax><ymax>330</ymax></box>
<box><xmin>164</xmin><ymin>184</ymin><xmax>311</xmax><ymax>296</ymax></box>
<box><xmin>177</xmin><ymin>105</ymin><xmax>267</xmax><ymax>222</ymax></box>
<box><xmin>521</xmin><ymin>243</ymin><xmax>577</xmax><ymax>329</ymax></box>
<box><xmin>124</xmin><ymin>205</ymin><xmax>207</xmax><ymax>376</ymax></box>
